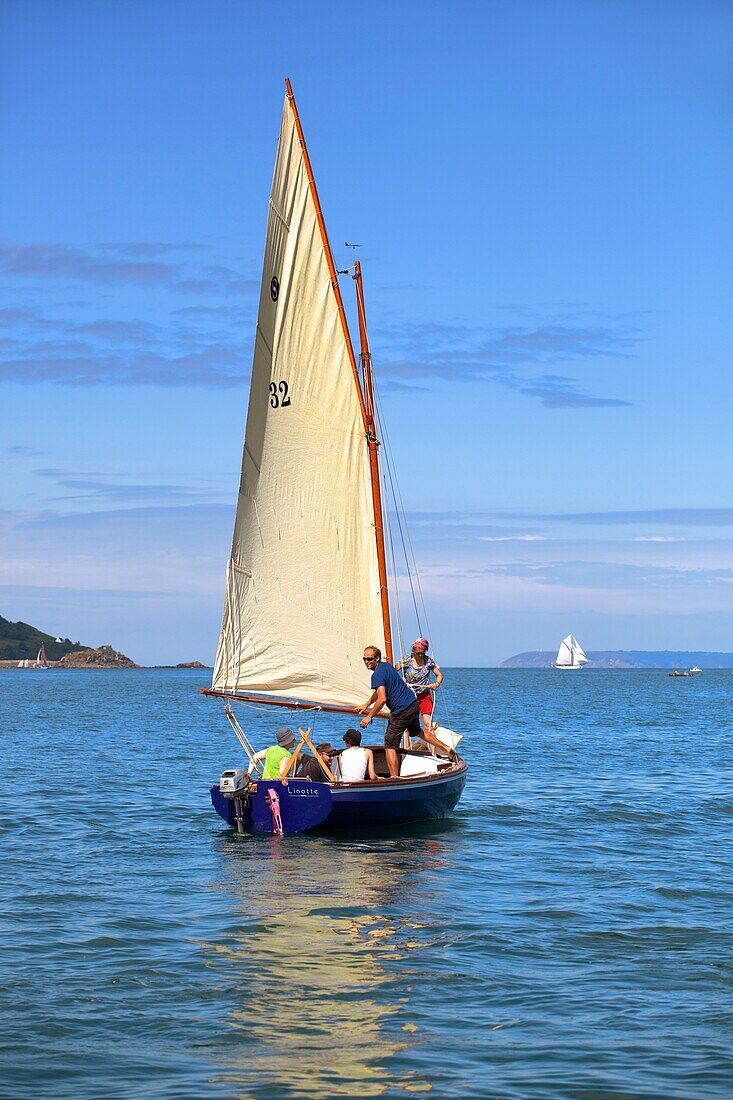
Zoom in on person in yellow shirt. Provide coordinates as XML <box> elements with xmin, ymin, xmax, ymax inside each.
<box><xmin>247</xmin><ymin>727</ymin><xmax>296</xmax><ymax>780</ymax></box>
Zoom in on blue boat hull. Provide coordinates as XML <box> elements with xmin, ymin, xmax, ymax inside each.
<box><xmin>210</xmin><ymin>759</ymin><xmax>467</xmax><ymax>833</ymax></box>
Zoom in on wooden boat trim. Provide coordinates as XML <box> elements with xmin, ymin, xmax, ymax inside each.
<box><xmin>332</xmin><ymin>756</ymin><xmax>467</xmax><ymax>791</ymax></box>
<box><xmin>201</xmin><ymin>686</ymin><xmax>387</xmax><ymax>718</ymax></box>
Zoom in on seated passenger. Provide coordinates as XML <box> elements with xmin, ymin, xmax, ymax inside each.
<box><xmin>247</xmin><ymin>727</ymin><xmax>296</xmax><ymax>780</ymax></box>
<box><xmin>297</xmin><ymin>743</ymin><xmax>335</xmax><ymax>781</ymax></box>
<box><xmin>339</xmin><ymin>728</ymin><xmax>377</xmax><ymax>782</ymax></box>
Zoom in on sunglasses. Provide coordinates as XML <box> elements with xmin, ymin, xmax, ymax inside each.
<box><xmin>363</xmin><ymin>656</ymin><xmax>377</xmax><ymax>663</ymax></box>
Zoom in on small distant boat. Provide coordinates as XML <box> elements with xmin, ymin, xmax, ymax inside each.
<box><xmin>17</xmin><ymin>644</ymin><xmax>50</xmax><ymax>669</ymax></box>
<box><xmin>689</xmin><ymin>667</ymin><xmax>702</xmax><ymax>674</ymax></box>
<box><xmin>553</xmin><ymin>634</ymin><xmax>588</xmax><ymax>670</ymax></box>
<box><xmin>669</xmin><ymin>669</ymin><xmax>692</xmax><ymax>677</ymax></box>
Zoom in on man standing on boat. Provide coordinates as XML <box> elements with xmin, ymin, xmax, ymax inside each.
<box><xmin>359</xmin><ymin>646</ymin><xmax>451</xmax><ymax>777</ymax></box>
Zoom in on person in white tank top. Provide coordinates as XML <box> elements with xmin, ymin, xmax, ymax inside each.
<box><xmin>337</xmin><ymin>728</ymin><xmax>378</xmax><ymax>782</ymax></box>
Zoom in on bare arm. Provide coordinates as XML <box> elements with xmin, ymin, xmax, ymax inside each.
<box><xmin>365</xmin><ymin>748</ymin><xmax>377</xmax><ymax>781</ymax></box>
<box><xmin>360</xmin><ymin>686</ymin><xmax>387</xmax><ymax>728</ymax></box>
<box><xmin>246</xmin><ymin>748</ymin><xmax>268</xmax><ymax>775</ymax></box>
<box><xmin>429</xmin><ymin>664</ymin><xmax>443</xmax><ymax>690</ymax></box>
<box><xmin>357</xmin><ymin>688</ymin><xmax>378</xmax><ymax>715</ymax></box>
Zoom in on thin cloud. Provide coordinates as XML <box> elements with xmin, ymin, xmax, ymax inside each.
<box><xmin>33</xmin><ymin>469</ymin><xmax>217</xmax><ymax>505</ymax></box>
<box><xmin>634</xmin><ymin>536</ymin><xmax>686</xmax><ymax>543</ymax></box>
<box><xmin>99</xmin><ymin>242</ymin><xmax>208</xmax><ymax>257</ymax></box>
<box><xmin>454</xmin><ymin>560</ymin><xmax>733</xmax><ymax>590</ymax></box>
<box><xmin>0</xmin><ymin>242</ymin><xmax>178</xmax><ymax>285</ymax></box>
<box><xmin>516</xmin><ymin>375</ymin><xmax>631</xmax><ymax>408</ymax></box>
<box><xmin>375</xmin><ymin>315</ymin><xmax>640</xmax><ymax>408</ymax></box>
<box><xmin>69</xmin><ymin>320</ymin><xmax>158</xmax><ymax>342</ymax></box>
<box><xmin>0</xmin><ymin>344</ymin><xmax>247</xmax><ymax>386</ymax></box>
<box><xmin>171</xmin><ymin>278</ymin><xmax>219</xmax><ymax>293</ymax></box>
<box><xmin>5</xmin><ymin>444</ymin><xmax>43</xmax><ymax>457</ymax></box>
<box><xmin>515</xmin><ymin>508</ymin><xmax>733</xmax><ymax>527</ymax></box>
<box><xmin>0</xmin><ymin>302</ymin><xmax>250</xmax><ymax>385</ymax></box>
<box><xmin>0</xmin><ymin>243</ymin><xmax>639</xmax><ymax>398</ymax></box>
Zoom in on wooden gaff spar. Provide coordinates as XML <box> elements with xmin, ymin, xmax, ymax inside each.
<box><xmin>203</xmin><ymin>79</ymin><xmax>467</xmax><ymax>833</ymax></box>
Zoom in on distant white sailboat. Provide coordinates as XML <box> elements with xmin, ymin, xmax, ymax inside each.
<box><xmin>554</xmin><ymin>634</ymin><xmax>588</xmax><ymax>670</ymax></box>
<box><xmin>19</xmin><ymin>643</ymin><xmax>50</xmax><ymax>669</ymax></box>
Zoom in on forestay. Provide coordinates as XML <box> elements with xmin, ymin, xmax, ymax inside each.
<box><xmin>212</xmin><ymin>94</ymin><xmax>386</xmax><ymax>708</ymax></box>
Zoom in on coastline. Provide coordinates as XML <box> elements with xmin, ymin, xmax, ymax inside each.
<box><xmin>0</xmin><ymin>661</ymin><xmax>211</xmax><ymax>670</ymax></box>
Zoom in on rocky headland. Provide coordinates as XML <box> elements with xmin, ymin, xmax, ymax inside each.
<box><xmin>59</xmin><ymin>645</ymin><xmax>138</xmax><ymax>669</ymax></box>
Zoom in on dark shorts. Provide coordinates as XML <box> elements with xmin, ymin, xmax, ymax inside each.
<box><xmin>384</xmin><ymin>700</ymin><xmax>422</xmax><ymax>750</ymax></box>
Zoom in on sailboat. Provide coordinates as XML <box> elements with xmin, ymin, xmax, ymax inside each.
<box><xmin>18</xmin><ymin>643</ymin><xmax>50</xmax><ymax>669</ymax></box>
<box><xmin>202</xmin><ymin>80</ymin><xmax>467</xmax><ymax>834</ymax></box>
<box><xmin>554</xmin><ymin>634</ymin><xmax>588</xmax><ymax>670</ymax></box>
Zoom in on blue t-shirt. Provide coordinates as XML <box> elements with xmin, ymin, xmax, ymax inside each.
<box><xmin>371</xmin><ymin>661</ymin><xmax>416</xmax><ymax>715</ymax></box>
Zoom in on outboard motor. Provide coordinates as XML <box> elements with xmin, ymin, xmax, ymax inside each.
<box><xmin>219</xmin><ymin>768</ymin><xmax>248</xmax><ymax>793</ymax></box>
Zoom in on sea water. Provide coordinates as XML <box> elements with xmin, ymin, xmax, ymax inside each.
<box><xmin>1</xmin><ymin>668</ymin><xmax>732</xmax><ymax>1098</ymax></box>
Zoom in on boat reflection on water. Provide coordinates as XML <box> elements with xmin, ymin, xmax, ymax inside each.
<box><xmin>198</xmin><ymin>831</ymin><xmax>455</xmax><ymax>1097</ymax></box>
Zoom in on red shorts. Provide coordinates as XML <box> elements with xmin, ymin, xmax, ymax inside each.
<box><xmin>417</xmin><ymin>691</ymin><xmax>434</xmax><ymax>717</ymax></box>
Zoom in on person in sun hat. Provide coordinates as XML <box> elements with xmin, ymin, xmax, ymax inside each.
<box><xmin>246</xmin><ymin>727</ymin><xmax>297</xmax><ymax>780</ymax></box>
<box><xmin>396</xmin><ymin>638</ymin><xmax>444</xmax><ymax>744</ymax></box>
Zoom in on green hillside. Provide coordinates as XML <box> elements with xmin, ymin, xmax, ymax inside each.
<box><xmin>0</xmin><ymin>616</ymin><xmax>91</xmax><ymax>661</ymax></box>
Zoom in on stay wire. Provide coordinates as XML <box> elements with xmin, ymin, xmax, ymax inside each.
<box><xmin>383</xmin><ymin>465</ymin><xmax>406</xmax><ymax>665</ymax></box>
<box><xmin>373</xmin><ymin>380</ymin><xmax>453</xmax><ymax>729</ymax></box>
<box><xmin>374</xmin><ymin>391</ymin><xmax>422</xmax><ymax>637</ymax></box>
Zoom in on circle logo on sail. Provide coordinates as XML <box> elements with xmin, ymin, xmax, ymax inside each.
<box><xmin>270</xmin><ymin>276</ymin><xmax>280</xmax><ymax>301</ymax></box>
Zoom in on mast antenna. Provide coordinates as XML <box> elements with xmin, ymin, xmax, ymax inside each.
<box><xmin>344</xmin><ymin>242</ymin><xmax>362</xmax><ymax>272</ymax></box>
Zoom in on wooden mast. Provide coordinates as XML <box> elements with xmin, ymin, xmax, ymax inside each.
<box><xmin>285</xmin><ymin>78</ymin><xmax>393</xmax><ymax>664</ymax></box>
<box><xmin>354</xmin><ymin>260</ymin><xmax>393</xmax><ymax>664</ymax></box>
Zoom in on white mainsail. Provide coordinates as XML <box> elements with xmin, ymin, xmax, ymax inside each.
<box><xmin>555</xmin><ymin>634</ymin><xmax>588</xmax><ymax>668</ymax></box>
<box><xmin>211</xmin><ymin>94</ymin><xmax>386</xmax><ymax>708</ymax></box>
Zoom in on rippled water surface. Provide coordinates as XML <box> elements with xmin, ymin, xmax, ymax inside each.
<box><xmin>2</xmin><ymin>668</ymin><xmax>733</xmax><ymax>1098</ymax></box>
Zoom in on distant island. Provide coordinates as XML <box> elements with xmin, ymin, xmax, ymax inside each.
<box><xmin>59</xmin><ymin>645</ymin><xmax>138</xmax><ymax>669</ymax></box>
<box><xmin>0</xmin><ymin>613</ymin><xmax>212</xmax><ymax>669</ymax></box>
<box><xmin>501</xmin><ymin>650</ymin><xmax>733</xmax><ymax>669</ymax></box>
<box><xmin>151</xmin><ymin>661</ymin><xmax>210</xmax><ymax>669</ymax></box>
<box><xmin>0</xmin><ymin>614</ymin><xmax>92</xmax><ymax>662</ymax></box>
<box><xmin>0</xmin><ymin>614</ymin><xmax>137</xmax><ymax>668</ymax></box>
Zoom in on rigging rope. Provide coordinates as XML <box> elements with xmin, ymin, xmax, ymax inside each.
<box><xmin>383</xmin><ymin>465</ymin><xmax>406</xmax><ymax>665</ymax></box>
<box><xmin>372</xmin><ymin>379</ymin><xmax>453</xmax><ymax>729</ymax></box>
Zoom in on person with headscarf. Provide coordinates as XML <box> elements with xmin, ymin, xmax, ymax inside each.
<box><xmin>396</xmin><ymin>638</ymin><xmax>444</xmax><ymax>744</ymax></box>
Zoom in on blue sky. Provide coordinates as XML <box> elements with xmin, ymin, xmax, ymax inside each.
<box><xmin>1</xmin><ymin>0</ymin><xmax>732</xmax><ymax>665</ymax></box>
